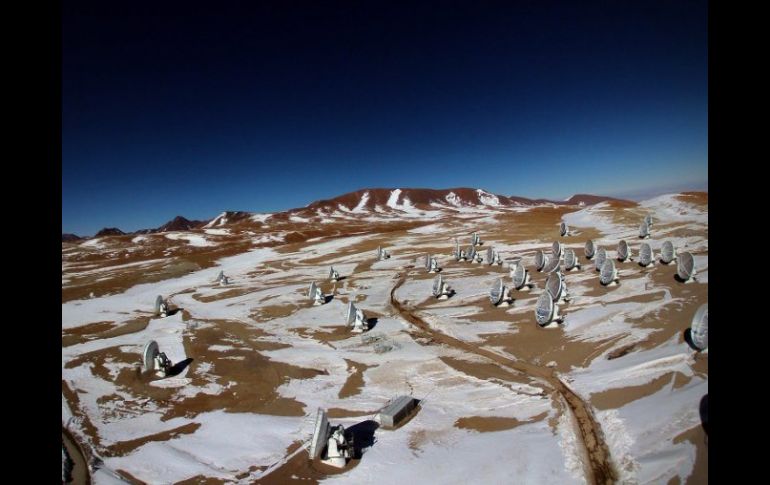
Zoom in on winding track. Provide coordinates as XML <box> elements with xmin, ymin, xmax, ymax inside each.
<box><xmin>390</xmin><ymin>271</ymin><xmax>617</xmax><ymax>485</ymax></box>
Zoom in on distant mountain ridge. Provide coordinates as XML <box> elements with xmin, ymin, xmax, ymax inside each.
<box><xmin>65</xmin><ymin>188</ymin><xmax>635</xmax><ymax>240</ymax></box>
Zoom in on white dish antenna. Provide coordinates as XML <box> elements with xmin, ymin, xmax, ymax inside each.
<box><xmin>215</xmin><ymin>270</ymin><xmax>228</xmax><ymax>285</ymax></box>
<box><xmin>471</xmin><ymin>232</ymin><xmax>482</xmax><ymax>246</ymax></box>
<box><xmin>552</xmin><ymin>241</ymin><xmax>563</xmax><ymax>259</ymax></box>
<box><xmin>345</xmin><ymin>301</ymin><xmax>368</xmax><ymax>332</ymax></box>
<box><xmin>155</xmin><ymin>295</ymin><xmax>168</xmax><ymax>317</ymax></box>
<box><xmin>486</xmin><ymin>247</ymin><xmax>501</xmax><ymax>265</ymax></box>
<box><xmin>639</xmin><ymin>220</ymin><xmax>650</xmax><ymax>239</ymax></box>
<box><xmin>453</xmin><ymin>239</ymin><xmax>465</xmax><ymax>261</ymax></box>
<box><xmin>535</xmin><ymin>290</ymin><xmax>562</xmax><ymax>326</ymax></box>
<box><xmin>309</xmin><ymin>281</ymin><xmax>325</xmax><ymax>305</ymax></box>
<box><xmin>690</xmin><ymin>303</ymin><xmax>708</xmax><ymax>351</ymax></box>
<box><xmin>543</xmin><ymin>254</ymin><xmax>561</xmax><ymax>274</ymax></box>
<box><xmin>584</xmin><ymin>239</ymin><xmax>595</xmax><ymax>259</ymax></box>
<box><xmin>142</xmin><ymin>340</ymin><xmax>171</xmax><ymax>376</ymax></box>
<box><xmin>600</xmin><ymin>258</ymin><xmax>619</xmax><ymax>286</ymax></box>
<box><xmin>594</xmin><ymin>248</ymin><xmax>606</xmax><ymax>272</ymax></box>
<box><xmin>142</xmin><ymin>340</ymin><xmax>159</xmax><ymax>372</ymax></box>
<box><xmin>489</xmin><ymin>277</ymin><xmax>512</xmax><ymax>306</ymax></box>
<box><xmin>512</xmin><ymin>262</ymin><xmax>534</xmax><ymax>290</ymax></box>
<box><xmin>309</xmin><ymin>408</ymin><xmax>331</xmax><ymax>460</ymax></box>
<box><xmin>467</xmin><ymin>246</ymin><xmax>480</xmax><ymax>263</ymax></box>
<box><xmin>560</xmin><ymin>221</ymin><xmax>569</xmax><ymax>237</ymax></box>
<box><xmin>432</xmin><ymin>274</ymin><xmax>451</xmax><ymax>299</ymax></box>
<box><xmin>638</xmin><ymin>243</ymin><xmax>653</xmax><ymax>267</ymax></box>
<box><xmin>329</xmin><ymin>266</ymin><xmax>339</xmax><ymax>282</ymax></box>
<box><xmin>677</xmin><ymin>251</ymin><xmax>697</xmax><ymax>282</ymax></box>
<box><xmin>535</xmin><ymin>250</ymin><xmax>549</xmax><ymax>271</ymax></box>
<box><xmin>660</xmin><ymin>240</ymin><xmax>677</xmax><ymax>265</ymax></box>
<box><xmin>309</xmin><ymin>408</ymin><xmax>351</xmax><ymax>468</ymax></box>
<box><xmin>376</xmin><ymin>246</ymin><xmax>390</xmax><ymax>260</ymax></box>
<box><xmin>617</xmin><ymin>240</ymin><xmax>632</xmax><ymax>262</ymax></box>
<box><xmin>564</xmin><ymin>248</ymin><xmax>581</xmax><ymax>271</ymax></box>
<box><xmin>546</xmin><ymin>271</ymin><xmax>568</xmax><ymax>302</ymax></box>
<box><xmin>645</xmin><ymin>214</ymin><xmax>653</xmax><ymax>227</ymax></box>
<box><xmin>429</xmin><ymin>256</ymin><xmax>440</xmax><ymax>273</ymax></box>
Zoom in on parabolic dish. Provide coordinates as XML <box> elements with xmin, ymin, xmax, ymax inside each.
<box><xmin>552</xmin><ymin>241</ymin><xmax>563</xmax><ymax>258</ymax></box>
<box><xmin>585</xmin><ymin>239</ymin><xmax>595</xmax><ymax>259</ymax></box>
<box><xmin>345</xmin><ymin>302</ymin><xmax>357</xmax><ymax>325</ymax></box>
<box><xmin>661</xmin><ymin>241</ymin><xmax>676</xmax><ymax>264</ymax></box>
<box><xmin>513</xmin><ymin>263</ymin><xmax>527</xmax><ymax>289</ymax></box>
<box><xmin>691</xmin><ymin>303</ymin><xmax>708</xmax><ymax>350</ymax></box>
<box><xmin>618</xmin><ymin>240</ymin><xmax>629</xmax><ymax>260</ymax></box>
<box><xmin>595</xmin><ymin>248</ymin><xmax>607</xmax><ymax>271</ymax></box>
<box><xmin>564</xmin><ymin>249</ymin><xmax>575</xmax><ymax>268</ymax></box>
<box><xmin>535</xmin><ymin>291</ymin><xmax>555</xmax><ymax>326</ymax></box>
<box><xmin>639</xmin><ymin>221</ymin><xmax>650</xmax><ymax>238</ymax></box>
<box><xmin>489</xmin><ymin>278</ymin><xmax>504</xmax><ymax>305</ymax></box>
<box><xmin>639</xmin><ymin>243</ymin><xmax>652</xmax><ymax>266</ymax></box>
<box><xmin>543</xmin><ymin>255</ymin><xmax>561</xmax><ymax>274</ymax></box>
<box><xmin>546</xmin><ymin>272</ymin><xmax>563</xmax><ymax>301</ymax></box>
<box><xmin>677</xmin><ymin>251</ymin><xmax>695</xmax><ymax>280</ymax></box>
<box><xmin>600</xmin><ymin>259</ymin><xmax>617</xmax><ymax>285</ymax></box>
<box><xmin>309</xmin><ymin>408</ymin><xmax>331</xmax><ymax>460</ymax></box>
<box><xmin>142</xmin><ymin>340</ymin><xmax>159</xmax><ymax>372</ymax></box>
<box><xmin>432</xmin><ymin>275</ymin><xmax>443</xmax><ymax>297</ymax></box>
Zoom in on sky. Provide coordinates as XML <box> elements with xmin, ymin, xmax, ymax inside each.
<box><xmin>63</xmin><ymin>1</ymin><xmax>707</xmax><ymax>236</ymax></box>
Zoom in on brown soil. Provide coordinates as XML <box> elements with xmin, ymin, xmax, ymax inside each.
<box><xmin>455</xmin><ymin>411</ymin><xmax>549</xmax><ymax>432</ymax></box>
<box><xmin>338</xmin><ymin>359</ymin><xmax>375</xmax><ymax>398</ymax></box>
<box><xmin>390</xmin><ymin>272</ymin><xmax>618</xmax><ymax>485</ymax></box>
<box><xmin>62</xmin><ymin>427</ymin><xmax>91</xmax><ymax>485</ymax></box>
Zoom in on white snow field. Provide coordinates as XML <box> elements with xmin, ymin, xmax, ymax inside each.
<box><xmin>62</xmin><ymin>192</ymin><xmax>707</xmax><ymax>484</ymax></box>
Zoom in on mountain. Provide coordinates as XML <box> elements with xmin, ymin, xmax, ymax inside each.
<box><xmin>300</xmin><ymin>188</ymin><xmax>632</xmax><ymax>214</ymax></box>
<box><xmin>94</xmin><ymin>227</ymin><xmax>125</xmax><ymax>237</ymax></box>
<box><xmin>76</xmin><ymin>188</ymin><xmax>633</xmax><ymax>237</ymax></box>
<box><xmin>62</xmin><ymin>233</ymin><xmax>83</xmax><ymax>242</ymax></box>
<box><xmin>156</xmin><ymin>216</ymin><xmax>207</xmax><ymax>232</ymax></box>
<box><xmin>565</xmin><ymin>194</ymin><xmax>636</xmax><ymax>207</ymax></box>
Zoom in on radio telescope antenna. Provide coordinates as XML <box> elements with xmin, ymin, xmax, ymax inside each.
<box><xmin>535</xmin><ymin>290</ymin><xmax>563</xmax><ymax>327</ymax></box>
<box><xmin>512</xmin><ymin>262</ymin><xmax>535</xmax><ymax>291</ymax></box>
<box><xmin>638</xmin><ymin>243</ymin><xmax>654</xmax><ymax>268</ymax></box>
<box><xmin>309</xmin><ymin>281</ymin><xmax>325</xmax><ymax>305</ymax></box>
<box><xmin>660</xmin><ymin>240</ymin><xmax>677</xmax><ymax>265</ymax></box>
<box><xmin>535</xmin><ymin>250</ymin><xmax>550</xmax><ymax>272</ymax></box>
<box><xmin>154</xmin><ymin>295</ymin><xmax>169</xmax><ymax>318</ymax></box>
<box><xmin>599</xmin><ymin>258</ymin><xmax>619</xmax><ymax>286</ymax></box>
<box><xmin>489</xmin><ymin>277</ymin><xmax>513</xmax><ymax>307</ymax></box>
<box><xmin>639</xmin><ymin>220</ymin><xmax>650</xmax><ymax>239</ymax></box>
<box><xmin>546</xmin><ymin>271</ymin><xmax>570</xmax><ymax>303</ymax></box>
<box><xmin>617</xmin><ymin>240</ymin><xmax>632</xmax><ymax>262</ymax></box>
<box><xmin>552</xmin><ymin>241</ymin><xmax>563</xmax><ymax>259</ymax></box>
<box><xmin>142</xmin><ymin>340</ymin><xmax>172</xmax><ymax>377</ymax></box>
<box><xmin>329</xmin><ymin>266</ymin><xmax>340</xmax><ymax>282</ymax></box>
<box><xmin>564</xmin><ymin>248</ymin><xmax>581</xmax><ymax>271</ymax></box>
<box><xmin>432</xmin><ymin>274</ymin><xmax>452</xmax><ymax>299</ymax></box>
<box><xmin>594</xmin><ymin>248</ymin><xmax>607</xmax><ymax>272</ymax></box>
<box><xmin>676</xmin><ymin>251</ymin><xmax>697</xmax><ymax>283</ymax></box>
<box><xmin>689</xmin><ymin>303</ymin><xmax>708</xmax><ymax>351</ymax></box>
<box><xmin>345</xmin><ymin>301</ymin><xmax>369</xmax><ymax>333</ymax></box>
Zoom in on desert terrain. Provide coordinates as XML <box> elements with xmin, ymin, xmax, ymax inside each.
<box><xmin>62</xmin><ymin>188</ymin><xmax>708</xmax><ymax>484</ymax></box>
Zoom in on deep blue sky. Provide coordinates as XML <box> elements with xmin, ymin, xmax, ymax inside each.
<box><xmin>63</xmin><ymin>1</ymin><xmax>707</xmax><ymax>236</ymax></box>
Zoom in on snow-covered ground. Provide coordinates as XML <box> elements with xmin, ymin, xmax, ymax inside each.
<box><xmin>62</xmin><ymin>193</ymin><xmax>708</xmax><ymax>484</ymax></box>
